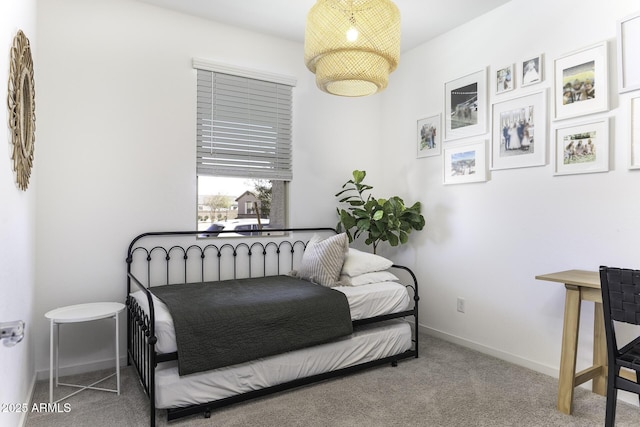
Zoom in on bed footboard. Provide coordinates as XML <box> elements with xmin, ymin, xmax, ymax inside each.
<box><xmin>126</xmin><ymin>281</ymin><xmax>157</xmax><ymax>425</ymax></box>
<box><xmin>125</xmin><ymin>228</ymin><xmax>420</xmax><ymax>426</ymax></box>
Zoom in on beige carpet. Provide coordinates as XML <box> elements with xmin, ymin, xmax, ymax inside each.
<box><xmin>25</xmin><ymin>334</ymin><xmax>640</xmax><ymax>426</ymax></box>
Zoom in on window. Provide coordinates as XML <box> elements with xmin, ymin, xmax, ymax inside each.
<box><xmin>194</xmin><ymin>59</ymin><xmax>296</xmax><ymax>236</ymax></box>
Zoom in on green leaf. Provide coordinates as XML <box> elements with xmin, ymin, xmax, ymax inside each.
<box><xmin>373</xmin><ymin>220</ymin><xmax>386</xmax><ymax>233</ymax></box>
<box><xmin>352</xmin><ymin>170</ymin><xmax>366</xmax><ymax>183</ymax></box>
<box><xmin>355</xmin><ymin>183</ymin><xmax>373</xmax><ymax>193</ymax></box>
<box><xmin>339</xmin><ymin>210</ymin><xmax>357</xmax><ymax>229</ymax></box>
<box><xmin>356</xmin><ymin>218</ymin><xmax>371</xmax><ymax>231</ymax></box>
<box><xmin>364</xmin><ymin>199</ymin><xmax>378</xmax><ymax>211</ymax></box>
<box><xmin>353</xmin><ymin>209</ymin><xmax>370</xmax><ymax>218</ymax></box>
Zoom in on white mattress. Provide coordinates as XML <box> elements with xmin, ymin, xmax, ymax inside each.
<box><xmin>131</xmin><ymin>280</ymin><xmax>410</xmax><ymax>354</ymax></box>
<box><xmin>154</xmin><ymin>320</ymin><xmax>412</xmax><ymax>409</ymax></box>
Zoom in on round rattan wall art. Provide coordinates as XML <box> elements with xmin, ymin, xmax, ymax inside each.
<box><xmin>7</xmin><ymin>30</ymin><xmax>36</xmax><ymax>191</ymax></box>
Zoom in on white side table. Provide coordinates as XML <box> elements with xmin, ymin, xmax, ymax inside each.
<box><xmin>45</xmin><ymin>302</ymin><xmax>125</xmax><ymax>404</ymax></box>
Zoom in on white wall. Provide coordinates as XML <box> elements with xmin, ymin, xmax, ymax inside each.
<box><xmin>34</xmin><ymin>0</ymin><xmax>385</xmax><ymax>375</ymax></box>
<box><xmin>380</xmin><ymin>0</ymin><xmax>640</xmax><ymax>396</ymax></box>
<box><xmin>0</xmin><ymin>1</ymin><xmax>37</xmax><ymax>425</ymax></box>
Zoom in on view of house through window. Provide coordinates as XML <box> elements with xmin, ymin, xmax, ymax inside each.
<box><xmin>197</xmin><ymin>176</ymin><xmax>286</xmax><ymax>236</ymax></box>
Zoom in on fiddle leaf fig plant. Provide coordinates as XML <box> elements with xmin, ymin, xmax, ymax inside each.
<box><xmin>335</xmin><ymin>170</ymin><xmax>425</xmax><ymax>254</ymax></box>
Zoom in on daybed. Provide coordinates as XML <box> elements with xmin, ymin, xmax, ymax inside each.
<box><xmin>126</xmin><ymin>227</ymin><xmax>419</xmax><ymax>425</ymax></box>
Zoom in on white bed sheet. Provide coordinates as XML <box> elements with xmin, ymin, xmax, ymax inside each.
<box><xmin>131</xmin><ymin>280</ymin><xmax>410</xmax><ymax>354</ymax></box>
<box><xmin>337</xmin><ymin>281</ymin><xmax>410</xmax><ymax>320</ymax></box>
<box><xmin>154</xmin><ymin>320</ymin><xmax>411</xmax><ymax>409</ymax></box>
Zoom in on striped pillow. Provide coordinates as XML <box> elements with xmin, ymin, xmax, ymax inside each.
<box><xmin>297</xmin><ymin>233</ymin><xmax>349</xmax><ymax>287</ymax></box>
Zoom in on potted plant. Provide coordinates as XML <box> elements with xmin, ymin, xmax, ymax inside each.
<box><xmin>335</xmin><ymin>170</ymin><xmax>425</xmax><ymax>254</ymax></box>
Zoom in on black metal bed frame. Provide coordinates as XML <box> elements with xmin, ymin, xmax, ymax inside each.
<box><xmin>125</xmin><ymin>228</ymin><xmax>419</xmax><ymax>426</ymax></box>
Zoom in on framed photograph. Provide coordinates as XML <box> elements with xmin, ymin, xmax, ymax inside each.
<box><xmin>444</xmin><ymin>69</ymin><xmax>487</xmax><ymax>141</ymax></box>
<box><xmin>618</xmin><ymin>11</ymin><xmax>640</xmax><ymax>93</ymax></box>
<box><xmin>495</xmin><ymin>64</ymin><xmax>514</xmax><ymax>94</ymax></box>
<box><xmin>521</xmin><ymin>54</ymin><xmax>543</xmax><ymax>86</ymax></box>
<box><xmin>443</xmin><ymin>140</ymin><xmax>487</xmax><ymax>185</ymax></box>
<box><xmin>554</xmin><ymin>42</ymin><xmax>608</xmax><ymax>120</ymax></box>
<box><xmin>491</xmin><ymin>90</ymin><xmax>547</xmax><ymax>170</ymax></box>
<box><xmin>630</xmin><ymin>96</ymin><xmax>640</xmax><ymax>169</ymax></box>
<box><xmin>553</xmin><ymin>118</ymin><xmax>609</xmax><ymax>176</ymax></box>
<box><xmin>417</xmin><ymin>114</ymin><xmax>442</xmax><ymax>158</ymax></box>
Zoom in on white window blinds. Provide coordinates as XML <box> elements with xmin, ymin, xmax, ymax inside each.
<box><xmin>196</xmin><ymin>67</ymin><xmax>294</xmax><ymax>181</ymax></box>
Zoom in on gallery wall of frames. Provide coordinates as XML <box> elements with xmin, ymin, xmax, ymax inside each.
<box><xmin>416</xmin><ymin>11</ymin><xmax>640</xmax><ymax>185</ymax></box>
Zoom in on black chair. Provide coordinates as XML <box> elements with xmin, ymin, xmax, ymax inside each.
<box><xmin>599</xmin><ymin>266</ymin><xmax>640</xmax><ymax>426</ymax></box>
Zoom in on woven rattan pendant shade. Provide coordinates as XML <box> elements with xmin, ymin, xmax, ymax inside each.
<box><xmin>304</xmin><ymin>0</ymin><xmax>400</xmax><ymax>97</ymax></box>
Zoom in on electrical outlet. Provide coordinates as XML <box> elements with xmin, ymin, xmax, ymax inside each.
<box><xmin>457</xmin><ymin>297</ymin><xmax>465</xmax><ymax>313</ymax></box>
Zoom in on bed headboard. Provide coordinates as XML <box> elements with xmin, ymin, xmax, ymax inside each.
<box><xmin>126</xmin><ymin>227</ymin><xmax>337</xmax><ymax>292</ymax></box>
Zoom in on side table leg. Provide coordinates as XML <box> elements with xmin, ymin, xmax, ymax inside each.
<box><xmin>49</xmin><ymin>320</ymin><xmax>54</xmax><ymax>403</ymax></box>
<box><xmin>55</xmin><ymin>323</ymin><xmax>59</xmax><ymax>387</ymax></box>
<box><xmin>115</xmin><ymin>313</ymin><xmax>120</xmax><ymax>395</ymax></box>
<box><xmin>592</xmin><ymin>302</ymin><xmax>607</xmax><ymax>395</ymax></box>
<box><xmin>558</xmin><ymin>285</ymin><xmax>581</xmax><ymax>414</ymax></box>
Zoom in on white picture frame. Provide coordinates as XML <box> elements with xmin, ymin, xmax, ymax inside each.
<box><xmin>443</xmin><ymin>140</ymin><xmax>487</xmax><ymax>185</ymax></box>
<box><xmin>553</xmin><ymin>42</ymin><xmax>608</xmax><ymax>121</ymax></box>
<box><xmin>417</xmin><ymin>114</ymin><xmax>442</xmax><ymax>158</ymax></box>
<box><xmin>553</xmin><ymin>117</ymin><xmax>609</xmax><ymax>176</ymax></box>
<box><xmin>495</xmin><ymin>64</ymin><xmax>514</xmax><ymax>95</ymax></box>
<box><xmin>521</xmin><ymin>54</ymin><xmax>543</xmax><ymax>87</ymax></box>
<box><xmin>618</xmin><ymin>11</ymin><xmax>640</xmax><ymax>93</ymax></box>
<box><xmin>490</xmin><ymin>90</ymin><xmax>547</xmax><ymax>170</ymax></box>
<box><xmin>444</xmin><ymin>69</ymin><xmax>487</xmax><ymax>141</ymax></box>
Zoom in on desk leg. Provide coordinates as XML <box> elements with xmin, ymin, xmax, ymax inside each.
<box><xmin>592</xmin><ymin>302</ymin><xmax>607</xmax><ymax>395</ymax></box>
<box><xmin>558</xmin><ymin>285</ymin><xmax>581</xmax><ymax>415</ymax></box>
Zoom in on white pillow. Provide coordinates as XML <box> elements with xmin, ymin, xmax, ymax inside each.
<box><xmin>341</xmin><ymin>248</ymin><xmax>393</xmax><ymax>277</ymax></box>
<box><xmin>296</xmin><ymin>233</ymin><xmax>349</xmax><ymax>287</ymax></box>
<box><xmin>339</xmin><ymin>271</ymin><xmax>399</xmax><ymax>286</ymax></box>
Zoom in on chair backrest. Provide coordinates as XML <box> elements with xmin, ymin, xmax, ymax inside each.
<box><xmin>600</xmin><ymin>266</ymin><xmax>640</xmax><ymax>326</ymax></box>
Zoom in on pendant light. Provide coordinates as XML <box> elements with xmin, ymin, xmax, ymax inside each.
<box><xmin>304</xmin><ymin>0</ymin><xmax>401</xmax><ymax>97</ymax></box>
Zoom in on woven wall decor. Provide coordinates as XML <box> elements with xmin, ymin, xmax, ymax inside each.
<box><xmin>7</xmin><ymin>30</ymin><xmax>36</xmax><ymax>191</ymax></box>
<box><xmin>304</xmin><ymin>0</ymin><xmax>400</xmax><ymax>97</ymax></box>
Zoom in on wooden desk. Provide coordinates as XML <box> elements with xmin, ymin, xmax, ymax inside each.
<box><xmin>535</xmin><ymin>269</ymin><xmax>606</xmax><ymax>415</ymax></box>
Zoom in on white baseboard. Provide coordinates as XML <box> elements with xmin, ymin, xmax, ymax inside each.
<box><xmin>419</xmin><ymin>323</ymin><xmax>559</xmax><ymax>377</ymax></box>
<box><xmin>419</xmin><ymin>323</ymin><xmax>639</xmax><ymax>407</ymax></box>
<box><xmin>35</xmin><ymin>355</ymin><xmax>129</xmax><ymax>381</ymax></box>
<box><xmin>18</xmin><ymin>373</ymin><xmax>37</xmax><ymax>427</ymax></box>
